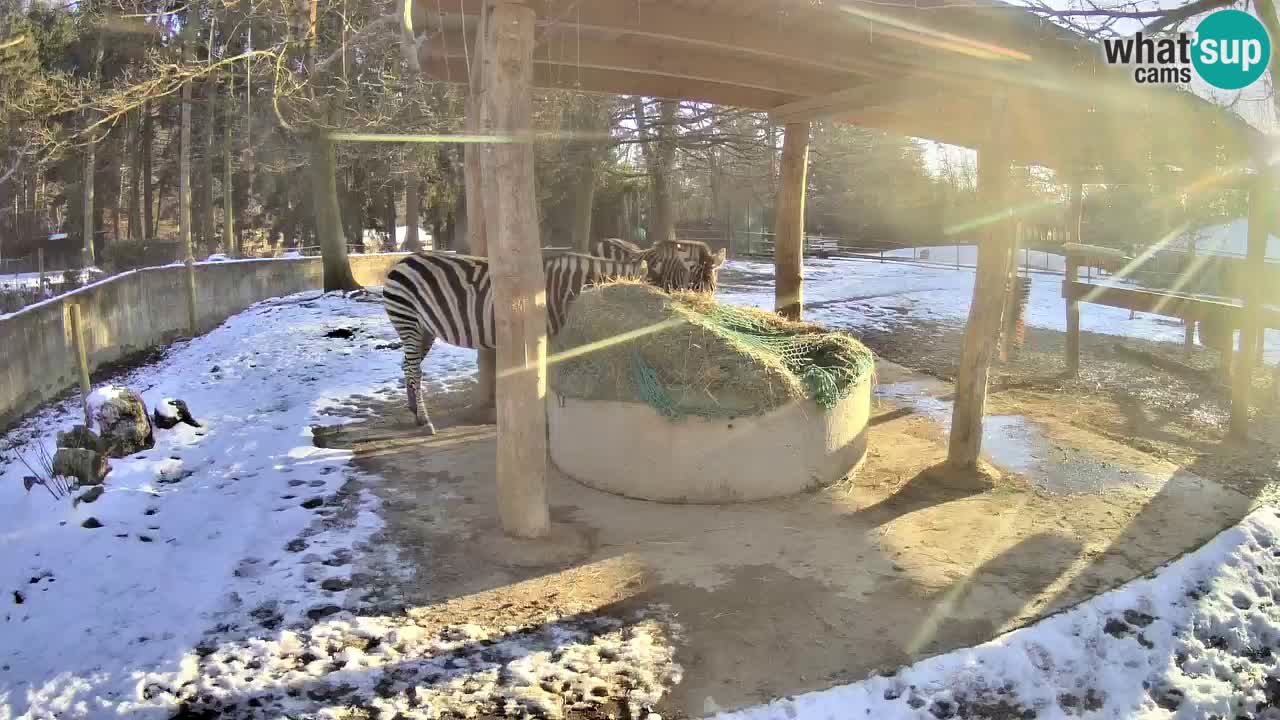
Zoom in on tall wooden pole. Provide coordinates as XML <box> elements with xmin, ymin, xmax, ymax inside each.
<box><xmin>1229</xmin><ymin>171</ymin><xmax>1271</xmax><ymax>440</ymax></box>
<box><xmin>1065</xmin><ymin>180</ymin><xmax>1083</xmax><ymax>377</ymax></box>
<box><xmin>774</xmin><ymin>121</ymin><xmax>809</xmax><ymax>321</ymax></box>
<box><xmin>69</xmin><ymin>303</ymin><xmax>92</xmax><ymax>427</ymax></box>
<box><xmin>947</xmin><ymin>96</ymin><xmax>1013</xmax><ymax>471</ymax></box>
<box><xmin>465</xmin><ymin>3</ymin><xmax>496</xmax><ymax>412</ymax></box>
<box><xmin>480</xmin><ymin>1</ymin><xmax>549</xmax><ymax>539</ymax></box>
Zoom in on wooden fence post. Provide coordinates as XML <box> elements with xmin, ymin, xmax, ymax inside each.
<box><xmin>37</xmin><ymin>248</ymin><xmax>45</xmax><ymax>298</ymax></box>
<box><xmin>69</xmin><ymin>303</ymin><xmax>92</xmax><ymax>427</ymax></box>
<box><xmin>1229</xmin><ymin>171</ymin><xmax>1271</xmax><ymax>440</ymax></box>
<box><xmin>774</xmin><ymin>121</ymin><xmax>809</xmax><ymax>321</ymax></box>
<box><xmin>481</xmin><ymin>0</ymin><xmax>549</xmax><ymax>539</ymax></box>
<box><xmin>947</xmin><ymin>94</ymin><xmax>1013</xmax><ymax>471</ymax></box>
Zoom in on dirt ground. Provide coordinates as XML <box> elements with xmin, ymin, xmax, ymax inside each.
<box><xmin>858</xmin><ymin>319</ymin><xmax>1280</xmax><ymax>500</ymax></box>
<box><xmin>315</xmin><ymin>351</ymin><xmax>1272</xmax><ymax>718</ymax></box>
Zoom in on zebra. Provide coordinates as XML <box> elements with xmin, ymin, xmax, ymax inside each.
<box><xmin>592</xmin><ymin>238</ymin><xmax>727</xmax><ymax>292</ymax></box>
<box><xmin>382</xmin><ymin>251</ymin><xmax>646</xmax><ymax>432</ymax></box>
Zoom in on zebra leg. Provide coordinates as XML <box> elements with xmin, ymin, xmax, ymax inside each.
<box><xmin>399</xmin><ymin>327</ymin><xmax>437</xmax><ymax>433</ymax></box>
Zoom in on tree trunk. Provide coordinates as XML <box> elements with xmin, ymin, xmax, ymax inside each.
<box><xmin>310</xmin><ymin>133</ymin><xmax>360</xmax><ymax>291</ymax></box>
<box><xmin>127</xmin><ymin>111</ymin><xmax>143</xmax><ymax>243</ymax></box>
<box><xmin>384</xmin><ymin>179</ymin><xmax>397</xmax><ymax>251</ymax></box>
<box><xmin>223</xmin><ymin>79</ymin><xmax>235</xmax><ymax>256</ymax></box>
<box><xmin>649</xmin><ymin>100</ymin><xmax>678</xmax><ymax>244</ymax></box>
<box><xmin>774</xmin><ymin>122</ymin><xmax>809</xmax><ymax>320</ymax></box>
<box><xmin>179</xmin><ymin>31</ymin><xmax>194</xmax><ymax>263</ymax></box>
<box><xmin>82</xmin><ymin>137</ymin><xmax>96</xmax><ymax>267</ymax></box>
<box><xmin>947</xmin><ymin>97</ymin><xmax>1014</xmax><ymax>472</ymax></box>
<box><xmin>403</xmin><ymin>172</ymin><xmax>421</xmax><ymax>251</ymax></box>
<box><xmin>142</xmin><ymin>102</ymin><xmax>154</xmax><ymax>243</ymax></box>
<box><xmin>480</xmin><ymin>1</ymin><xmax>548</xmax><ymax>539</ymax></box>
<box><xmin>200</xmin><ymin>78</ymin><xmax>217</xmax><ymax>253</ymax></box>
<box><xmin>570</xmin><ymin>165</ymin><xmax>596</xmax><ymax>253</ymax></box>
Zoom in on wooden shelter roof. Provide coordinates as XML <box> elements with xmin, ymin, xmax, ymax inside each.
<box><xmin>416</xmin><ymin>0</ymin><xmax>1269</xmax><ymax>184</ymax></box>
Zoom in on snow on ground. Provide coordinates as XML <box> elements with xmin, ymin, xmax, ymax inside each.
<box><xmin>719</xmin><ymin>255</ymin><xmax>1280</xmax><ymax>366</ymax></box>
<box><xmin>0</xmin><ymin>268</ymin><xmax>105</xmax><ymax>290</ymax></box>
<box><xmin>0</xmin><ymin>289</ymin><xmax>681</xmax><ymax>720</ymax></box>
<box><xmin>1171</xmin><ymin>218</ymin><xmax>1280</xmax><ymax>261</ymax></box>
<box><xmin>0</xmin><ymin>290</ymin><xmax>476</xmax><ymax>719</ymax></box>
<box><xmin>715</xmin><ymin>506</ymin><xmax>1280</xmax><ymax>720</ymax></box>
<box><xmin>2</xmin><ymin>254</ymin><xmax>1278</xmax><ymax>719</ymax></box>
<box><xmin>879</xmin><ymin>244</ymin><xmax>1069</xmax><ymax>273</ymax></box>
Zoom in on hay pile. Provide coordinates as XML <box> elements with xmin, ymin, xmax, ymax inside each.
<box><xmin>549</xmin><ymin>282</ymin><xmax>875</xmax><ymax>419</ymax></box>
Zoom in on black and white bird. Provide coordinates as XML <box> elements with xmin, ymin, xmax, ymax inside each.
<box><xmin>153</xmin><ymin>398</ymin><xmax>201</xmax><ymax>429</ymax></box>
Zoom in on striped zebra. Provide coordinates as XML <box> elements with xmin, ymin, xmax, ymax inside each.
<box><xmin>593</xmin><ymin>238</ymin><xmax>726</xmax><ymax>292</ymax></box>
<box><xmin>383</xmin><ymin>251</ymin><xmax>646</xmax><ymax>431</ymax></box>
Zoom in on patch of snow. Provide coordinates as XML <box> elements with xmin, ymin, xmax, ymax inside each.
<box><xmin>86</xmin><ymin>385</ymin><xmax>127</xmax><ymax>417</ymax></box>
<box><xmin>717</xmin><ymin>257</ymin><xmax>1280</xmax><ymax>366</ymax></box>
<box><xmin>713</xmin><ymin>506</ymin><xmax>1280</xmax><ymax>720</ymax></box>
<box><xmin>127</xmin><ymin>609</ymin><xmax>681</xmax><ymax>719</ymax></box>
<box><xmin>1171</xmin><ymin>218</ymin><xmax>1280</xmax><ymax>261</ymax></box>
<box><xmin>154</xmin><ymin>399</ymin><xmax>179</xmax><ymax>423</ymax></box>
<box><xmin>0</xmin><ymin>291</ymin><xmax>476</xmax><ymax>719</ymax></box>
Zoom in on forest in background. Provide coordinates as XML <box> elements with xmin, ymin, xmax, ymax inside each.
<box><xmin>0</xmin><ymin>0</ymin><xmax>1264</xmax><ymax>283</ymax></box>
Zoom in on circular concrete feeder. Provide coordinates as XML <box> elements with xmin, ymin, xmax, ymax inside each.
<box><xmin>547</xmin><ymin>374</ymin><xmax>872</xmax><ymax>504</ymax></box>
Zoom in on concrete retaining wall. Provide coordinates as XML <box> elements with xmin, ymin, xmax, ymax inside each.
<box><xmin>0</xmin><ymin>254</ymin><xmax>408</xmax><ymax>430</ymax></box>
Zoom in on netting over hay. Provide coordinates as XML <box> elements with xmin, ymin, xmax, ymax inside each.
<box><xmin>549</xmin><ymin>282</ymin><xmax>875</xmax><ymax>419</ymax></box>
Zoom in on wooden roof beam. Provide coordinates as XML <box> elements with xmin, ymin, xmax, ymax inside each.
<box><xmin>423</xmin><ymin>27</ymin><xmax>858</xmax><ymax>98</ymax></box>
<box><xmin>421</xmin><ymin>57</ymin><xmax>802</xmax><ymax>109</ymax></box>
<box><xmin>767</xmin><ymin>80</ymin><xmax>955</xmax><ymax>123</ymax></box>
<box><xmin>437</xmin><ymin>0</ymin><xmax>919</xmax><ymax>79</ymax></box>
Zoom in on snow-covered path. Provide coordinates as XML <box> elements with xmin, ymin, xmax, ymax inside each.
<box><xmin>0</xmin><ymin>291</ymin><xmax>474</xmax><ymax>719</ymax></box>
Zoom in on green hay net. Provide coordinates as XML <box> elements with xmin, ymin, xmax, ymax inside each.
<box><xmin>549</xmin><ymin>283</ymin><xmax>876</xmax><ymax>420</ymax></box>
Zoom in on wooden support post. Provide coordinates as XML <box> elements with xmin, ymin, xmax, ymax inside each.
<box><xmin>37</xmin><ymin>248</ymin><xmax>45</xmax><ymax>298</ymax></box>
<box><xmin>480</xmin><ymin>1</ymin><xmax>549</xmax><ymax>539</ymax></box>
<box><xmin>465</xmin><ymin>6</ymin><xmax>496</xmax><ymax>414</ymax></box>
<box><xmin>1229</xmin><ymin>171</ymin><xmax>1271</xmax><ymax>440</ymax></box>
<box><xmin>774</xmin><ymin>121</ymin><xmax>809</xmax><ymax>321</ymax></box>
<box><xmin>947</xmin><ymin>97</ymin><xmax>1014</xmax><ymax>471</ymax></box>
<box><xmin>1064</xmin><ymin>180</ymin><xmax>1083</xmax><ymax>377</ymax></box>
<box><xmin>69</xmin><ymin>303</ymin><xmax>92</xmax><ymax>427</ymax></box>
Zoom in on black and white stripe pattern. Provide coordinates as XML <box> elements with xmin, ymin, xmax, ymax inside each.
<box><xmin>383</xmin><ymin>251</ymin><xmax>645</xmax><ymax>431</ymax></box>
<box><xmin>592</xmin><ymin>238</ymin><xmax>727</xmax><ymax>293</ymax></box>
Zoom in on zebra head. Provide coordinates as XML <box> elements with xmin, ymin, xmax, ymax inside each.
<box><xmin>688</xmin><ymin>247</ymin><xmax>727</xmax><ymax>293</ymax></box>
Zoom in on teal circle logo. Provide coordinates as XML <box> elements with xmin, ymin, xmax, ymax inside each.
<box><xmin>1193</xmin><ymin>9</ymin><xmax>1271</xmax><ymax>90</ymax></box>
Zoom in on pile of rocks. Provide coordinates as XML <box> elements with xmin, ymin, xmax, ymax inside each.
<box><xmin>42</xmin><ymin>386</ymin><xmax>199</xmax><ymax>505</ymax></box>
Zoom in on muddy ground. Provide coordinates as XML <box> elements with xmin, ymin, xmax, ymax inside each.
<box><xmin>858</xmin><ymin>319</ymin><xmax>1280</xmax><ymax>499</ymax></box>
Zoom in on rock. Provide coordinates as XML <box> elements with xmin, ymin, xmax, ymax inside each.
<box><xmin>57</xmin><ymin>425</ymin><xmax>105</xmax><ymax>453</ymax></box>
<box><xmin>153</xmin><ymin>399</ymin><xmax>202</xmax><ymax>430</ymax></box>
<box><xmin>89</xmin><ymin>386</ymin><xmax>154</xmax><ymax>457</ymax></box>
<box><xmin>81</xmin><ymin>517</ymin><xmax>103</xmax><ymax>529</ymax></box>
<box><xmin>52</xmin><ymin>448</ymin><xmax>110</xmax><ymax>486</ymax></box>
<box><xmin>74</xmin><ymin>486</ymin><xmax>105</xmax><ymax>506</ymax></box>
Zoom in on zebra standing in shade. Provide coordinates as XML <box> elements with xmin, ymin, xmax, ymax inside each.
<box><xmin>593</xmin><ymin>238</ymin><xmax>726</xmax><ymax>292</ymax></box>
<box><xmin>383</xmin><ymin>251</ymin><xmax>645</xmax><ymax>432</ymax></box>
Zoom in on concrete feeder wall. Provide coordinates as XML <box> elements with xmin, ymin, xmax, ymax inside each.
<box><xmin>547</xmin><ymin>374</ymin><xmax>872</xmax><ymax>504</ymax></box>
